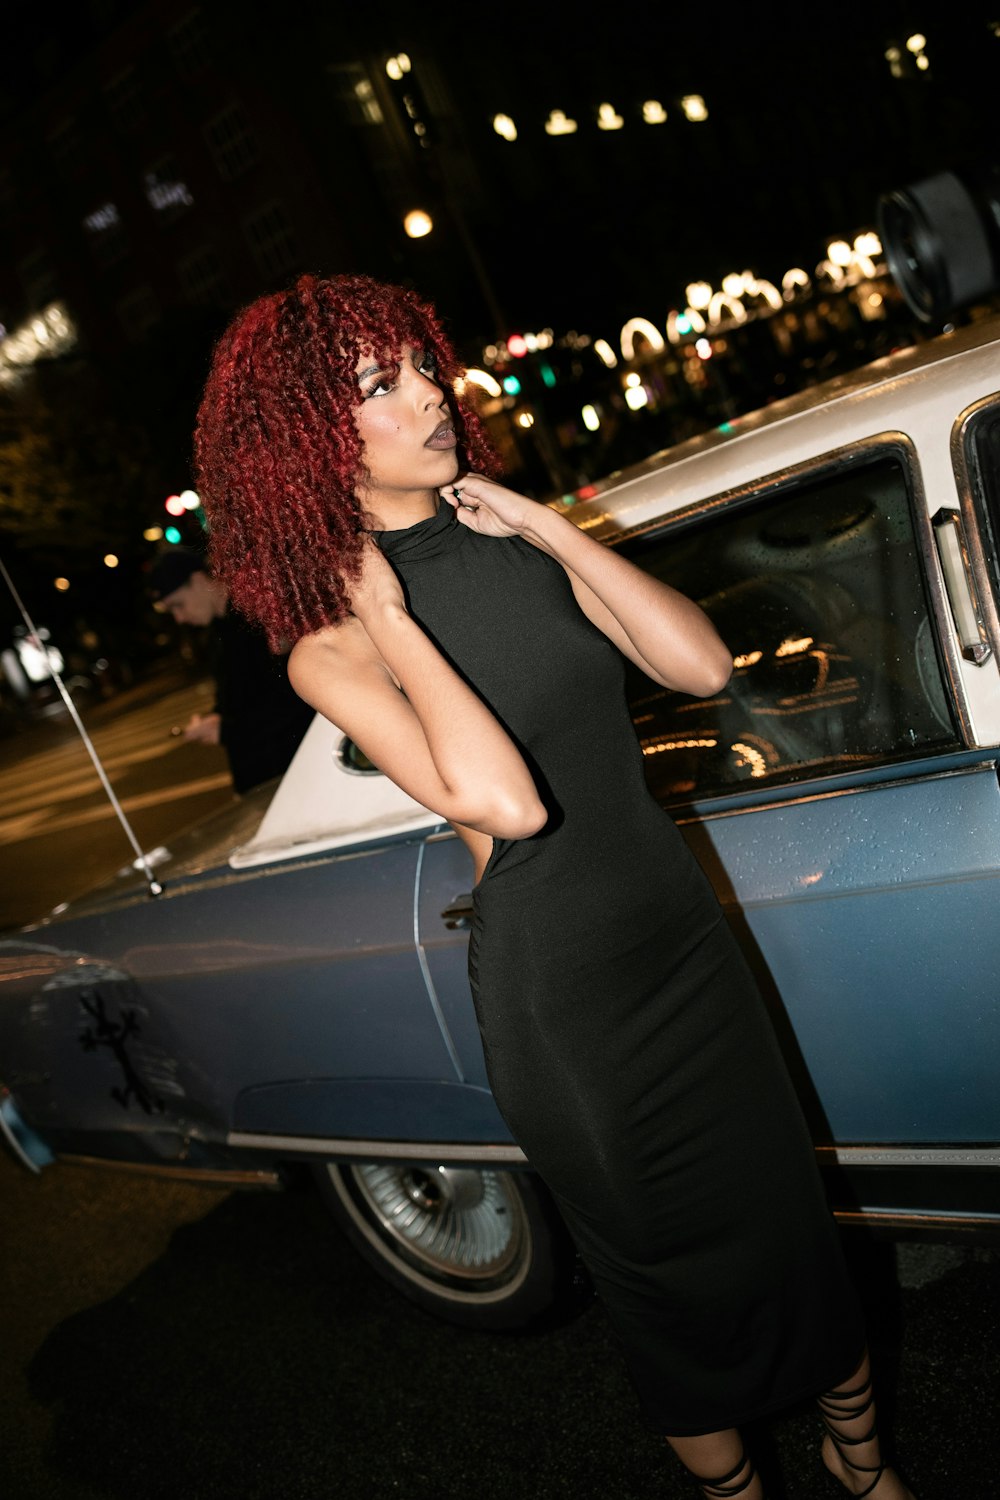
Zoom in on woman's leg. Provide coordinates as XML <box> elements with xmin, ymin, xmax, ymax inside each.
<box><xmin>666</xmin><ymin>1431</ymin><xmax>764</xmax><ymax>1498</ymax></box>
<box><xmin>818</xmin><ymin>1348</ymin><xmax>915</xmax><ymax>1498</ymax></box>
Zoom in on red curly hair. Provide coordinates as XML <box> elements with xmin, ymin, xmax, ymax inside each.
<box><xmin>193</xmin><ymin>273</ymin><xmax>500</xmax><ymax>649</ymax></box>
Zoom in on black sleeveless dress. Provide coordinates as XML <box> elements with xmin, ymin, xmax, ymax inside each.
<box><xmin>377</xmin><ymin>503</ymin><xmax>864</xmax><ymax>1436</ymax></box>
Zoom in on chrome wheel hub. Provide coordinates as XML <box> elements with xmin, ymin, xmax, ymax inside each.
<box><xmin>349</xmin><ymin>1162</ymin><xmax>526</xmax><ymax>1283</ymax></box>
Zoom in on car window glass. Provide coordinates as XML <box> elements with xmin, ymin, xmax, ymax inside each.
<box><xmin>622</xmin><ymin>453</ymin><xmax>959</xmax><ymax>805</ymax></box>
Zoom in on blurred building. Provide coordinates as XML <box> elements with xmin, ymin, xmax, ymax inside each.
<box><xmin>1</xmin><ymin>0</ymin><xmax>998</xmax><ymax>596</ymax></box>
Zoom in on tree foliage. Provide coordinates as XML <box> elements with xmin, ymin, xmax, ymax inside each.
<box><xmin>0</xmin><ymin>363</ymin><xmax>152</xmax><ymax>560</ymax></box>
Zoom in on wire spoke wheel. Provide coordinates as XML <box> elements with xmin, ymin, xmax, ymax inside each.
<box><xmin>314</xmin><ymin>1159</ymin><xmax>581</xmax><ymax>1328</ymax></box>
<box><xmin>348</xmin><ymin>1162</ymin><xmax>526</xmax><ymax>1284</ymax></box>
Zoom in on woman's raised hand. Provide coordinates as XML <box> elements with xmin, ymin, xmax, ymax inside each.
<box><xmin>441</xmin><ymin>474</ymin><xmax>537</xmax><ymax>538</ymax></box>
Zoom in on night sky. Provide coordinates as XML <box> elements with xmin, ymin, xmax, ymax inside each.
<box><xmin>417</xmin><ymin>2</ymin><xmax>1000</xmax><ymax>336</ymax></box>
<box><xmin>4</xmin><ymin>0</ymin><xmax>999</xmax><ymax>341</ymax></box>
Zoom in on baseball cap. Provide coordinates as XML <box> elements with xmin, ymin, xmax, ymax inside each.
<box><xmin>148</xmin><ymin>547</ymin><xmax>208</xmax><ymax>603</ymax></box>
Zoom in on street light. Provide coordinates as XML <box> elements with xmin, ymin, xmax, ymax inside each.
<box><xmin>404</xmin><ymin>209</ymin><xmax>433</xmax><ymax>238</ymax></box>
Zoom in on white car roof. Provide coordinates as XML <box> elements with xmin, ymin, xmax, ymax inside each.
<box><xmin>552</xmin><ymin>315</ymin><xmax>1000</xmax><ymax>543</ymax></box>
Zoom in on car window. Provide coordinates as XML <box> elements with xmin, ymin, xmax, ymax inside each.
<box><xmin>622</xmin><ymin>451</ymin><xmax>959</xmax><ymax>805</ymax></box>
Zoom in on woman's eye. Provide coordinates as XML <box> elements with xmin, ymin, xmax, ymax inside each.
<box><xmin>418</xmin><ymin>352</ymin><xmax>438</xmax><ymax>375</ymax></box>
<box><xmin>365</xmin><ymin>376</ymin><xmax>395</xmax><ymax>398</ymax></box>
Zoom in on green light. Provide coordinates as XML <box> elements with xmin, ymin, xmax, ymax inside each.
<box><xmin>676</xmin><ymin>313</ymin><xmax>693</xmax><ymax>334</ymax></box>
<box><xmin>502</xmin><ymin>375</ymin><xmax>522</xmax><ymax>395</ymax></box>
<box><xmin>718</xmin><ymin>421</ymin><xmax>734</xmax><ymax>434</ymax></box>
<box><xmin>539</xmin><ymin>362</ymin><xmax>556</xmax><ymax>388</ymax></box>
<box><xmin>164</xmin><ymin>526</ymin><xmax>182</xmax><ymax>544</ymax></box>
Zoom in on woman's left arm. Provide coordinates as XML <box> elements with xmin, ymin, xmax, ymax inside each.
<box><xmin>444</xmin><ymin>476</ymin><xmax>733</xmax><ymax>697</ymax></box>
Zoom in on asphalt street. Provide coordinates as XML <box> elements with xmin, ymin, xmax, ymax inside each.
<box><xmin>0</xmin><ymin>667</ymin><xmax>235</xmax><ymax>932</ymax></box>
<box><xmin>1</xmin><ymin>1147</ymin><xmax>997</xmax><ymax>1500</ymax></box>
<box><xmin>1</xmin><ymin>670</ymin><xmax>998</xmax><ymax>1498</ymax></box>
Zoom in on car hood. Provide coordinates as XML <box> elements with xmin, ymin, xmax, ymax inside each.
<box><xmin>15</xmin><ymin>782</ymin><xmax>276</xmax><ymax>932</ymax></box>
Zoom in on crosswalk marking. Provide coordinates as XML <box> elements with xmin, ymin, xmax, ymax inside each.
<box><xmin>0</xmin><ymin>679</ymin><xmax>228</xmax><ymax>850</ymax></box>
<box><xmin>21</xmin><ymin>772</ymin><xmax>235</xmax><ymax>839</ymax></box>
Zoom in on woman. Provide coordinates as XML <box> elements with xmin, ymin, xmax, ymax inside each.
<box><xmin>194</xmin><ymin>273</ymin><xmax>914</xmax><ymax>1500</ymax></box>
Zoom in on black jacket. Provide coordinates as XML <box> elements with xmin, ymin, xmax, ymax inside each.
<box><xmin>209</xmin><ymin>610</ymin><xmax>314</xmax><ymax>794</ymax></box>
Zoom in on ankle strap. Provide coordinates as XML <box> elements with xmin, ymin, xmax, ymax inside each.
<box><xmin>819</xmin><ymin>1374</ymin><xmax>884</xmax><ymax>1498</ymax></box>
<box><xmin>696</xmin><ymin>1452</ymin><xmax>758</xmax><ymax>1498</ymax></box>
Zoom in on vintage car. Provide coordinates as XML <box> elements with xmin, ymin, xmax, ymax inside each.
<box><xmin>2</xmin><ymin>316</ymin><xmax>1000</xmax><ymax>1328</ymax></box>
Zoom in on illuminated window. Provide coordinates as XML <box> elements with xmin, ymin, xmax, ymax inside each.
<box><xmin>143</xmin><ymin>155</ymin><xmax>194</xmax><ymax>223</ymax></box>
<box><xmin>45</xmin><ymin>117</ymin><xmax>86</xmax><ymax>177</ymax></box>
<box><xmin>244</xmin><ymin>200</ymin><xmax>300</xmax><ymax>279</ymax></box>
<box><xmin>168</xmin><ymin>8</ymin><xmax>213</xmax><ymax>76</ymax></box>
<box><xmin>83</xmin><ymin>203</ymin><xmax>130</xmax><ymax>269</ymax></box>
<box><xmin>17</xmin><ymin>248</ymin><xmax>59</xmax><ymax>309</ymax></box>
<box><xmin>205</xmin><ymin>102</ymin><xmax>260</xmax><ymax>182</ymax></box>
<box><xmin>104</xmin><ymin>65</ymin><xmax>146</xmax><ymax>132</ymax></box>
<box><xmin>117</xmin><ymin>285</ymin><xmax>161</xmax><ymax>341</ymax></box>
<box><xmin>177</xmin><ymin>244</ymin><xmax>225</xmax><ymax>305</ymax></box>
<box><xmin>328</xmin><ymin>62</ymin><xmax>385</xmax><ymax>126</ymax></box>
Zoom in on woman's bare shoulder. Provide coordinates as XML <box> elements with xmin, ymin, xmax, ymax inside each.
<box><xmin>289</xmin><ymin>617</ymin><xmax>383</xmax><ymax>687</ymax></box>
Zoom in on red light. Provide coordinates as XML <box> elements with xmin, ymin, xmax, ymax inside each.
<box><xmin>164</xmin><ymin>494</ymin><xmax>186</xmax><ymax>516</ymax></box>
<box><xmin>575</xmin><ymin>484</ymin><xmax>599</xmax><ymax>501</ymax></box>
<box><xmin>506</xmin><ymin>334</ymin><xmax>528</xmax><ymax>359</ymax></box>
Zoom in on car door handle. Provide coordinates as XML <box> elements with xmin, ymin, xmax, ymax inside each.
<box><xmin>441</xmin><ymin>895</ymin><xmax>474</xmax><ymax>930</ymax></box>
<box><xmin>932</xmin><ymin>507</ymin><xmax>992</xmax><ymax>665</ymax></box>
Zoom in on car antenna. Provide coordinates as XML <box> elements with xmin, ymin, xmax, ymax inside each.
<box><xmin>0</xmin><ymin>553</ymin><xmax>164</xmax><ymax>898</ymax></box>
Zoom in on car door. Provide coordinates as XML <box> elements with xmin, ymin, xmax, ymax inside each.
<box><xmin>616</xmin><ymin>427</ymin><xmax>1000</xmax><ymax>1169</ymax></box>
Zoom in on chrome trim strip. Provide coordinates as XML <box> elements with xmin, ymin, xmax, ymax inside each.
<box><xmin>833</xmin><ymin>1209</ymin><xmax>1000</xmax><ymax>1230</ymax></box>
<box><xmin>226</xmin><ymin>1134</ymin><xmax>998</xmax><ymax>1170</ymax></box>
<box><xmin>227</xmin><ymin>1130</ymin><xmax>529</xmax><ymax>1164</ymax></box>
<box><xmin>672</xmin><ymin>758</ymin><xmax>997</xmax><ymax>826</ymax></box>
<box><xmin>953</xmin><ymin>393</ymin><xmax>1000</xmax><ymax>664</ymax></box>
<box><xmin>895</xmin><ymin>434</ymin><xmax>976</xmax><ymax>743</ymax></box>
<box><xmin>56</xmin><ymin>1154</ymin><xmax>282</xmax><ymax>1186</ymax></box>
<box><xmin>819</xmin><ymin>1145</ymin><xmax>1000</xmax><ymax>1168</ymax></box>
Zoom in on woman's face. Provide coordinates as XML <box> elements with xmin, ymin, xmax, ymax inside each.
<box><xmin>353</xmin><ymin>344</ymin><xmax>460</xmax><ymax>518</ymax></box>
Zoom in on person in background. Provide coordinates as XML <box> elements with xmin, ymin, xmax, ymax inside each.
<box><xmin>148</xmin><ymin>547</ymin><xmax>314</xmax><ymax>794</ymax></box>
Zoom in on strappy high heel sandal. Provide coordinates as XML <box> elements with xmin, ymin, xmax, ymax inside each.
<box><xmin>818</xmin><ymin>1373</ymin><xmax>885</xmax><ymax>1497</ymax></box>
<box><xmin>689</xmin><ymin>1449</ymin><xmax>760</xmax><ymax>1498</ymax></box>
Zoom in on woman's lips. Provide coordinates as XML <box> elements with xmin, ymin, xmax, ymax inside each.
<box><xmin>425</xmin><ymin>422</ymin><xmax>456</xmax><ymax>449</ymax></box>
